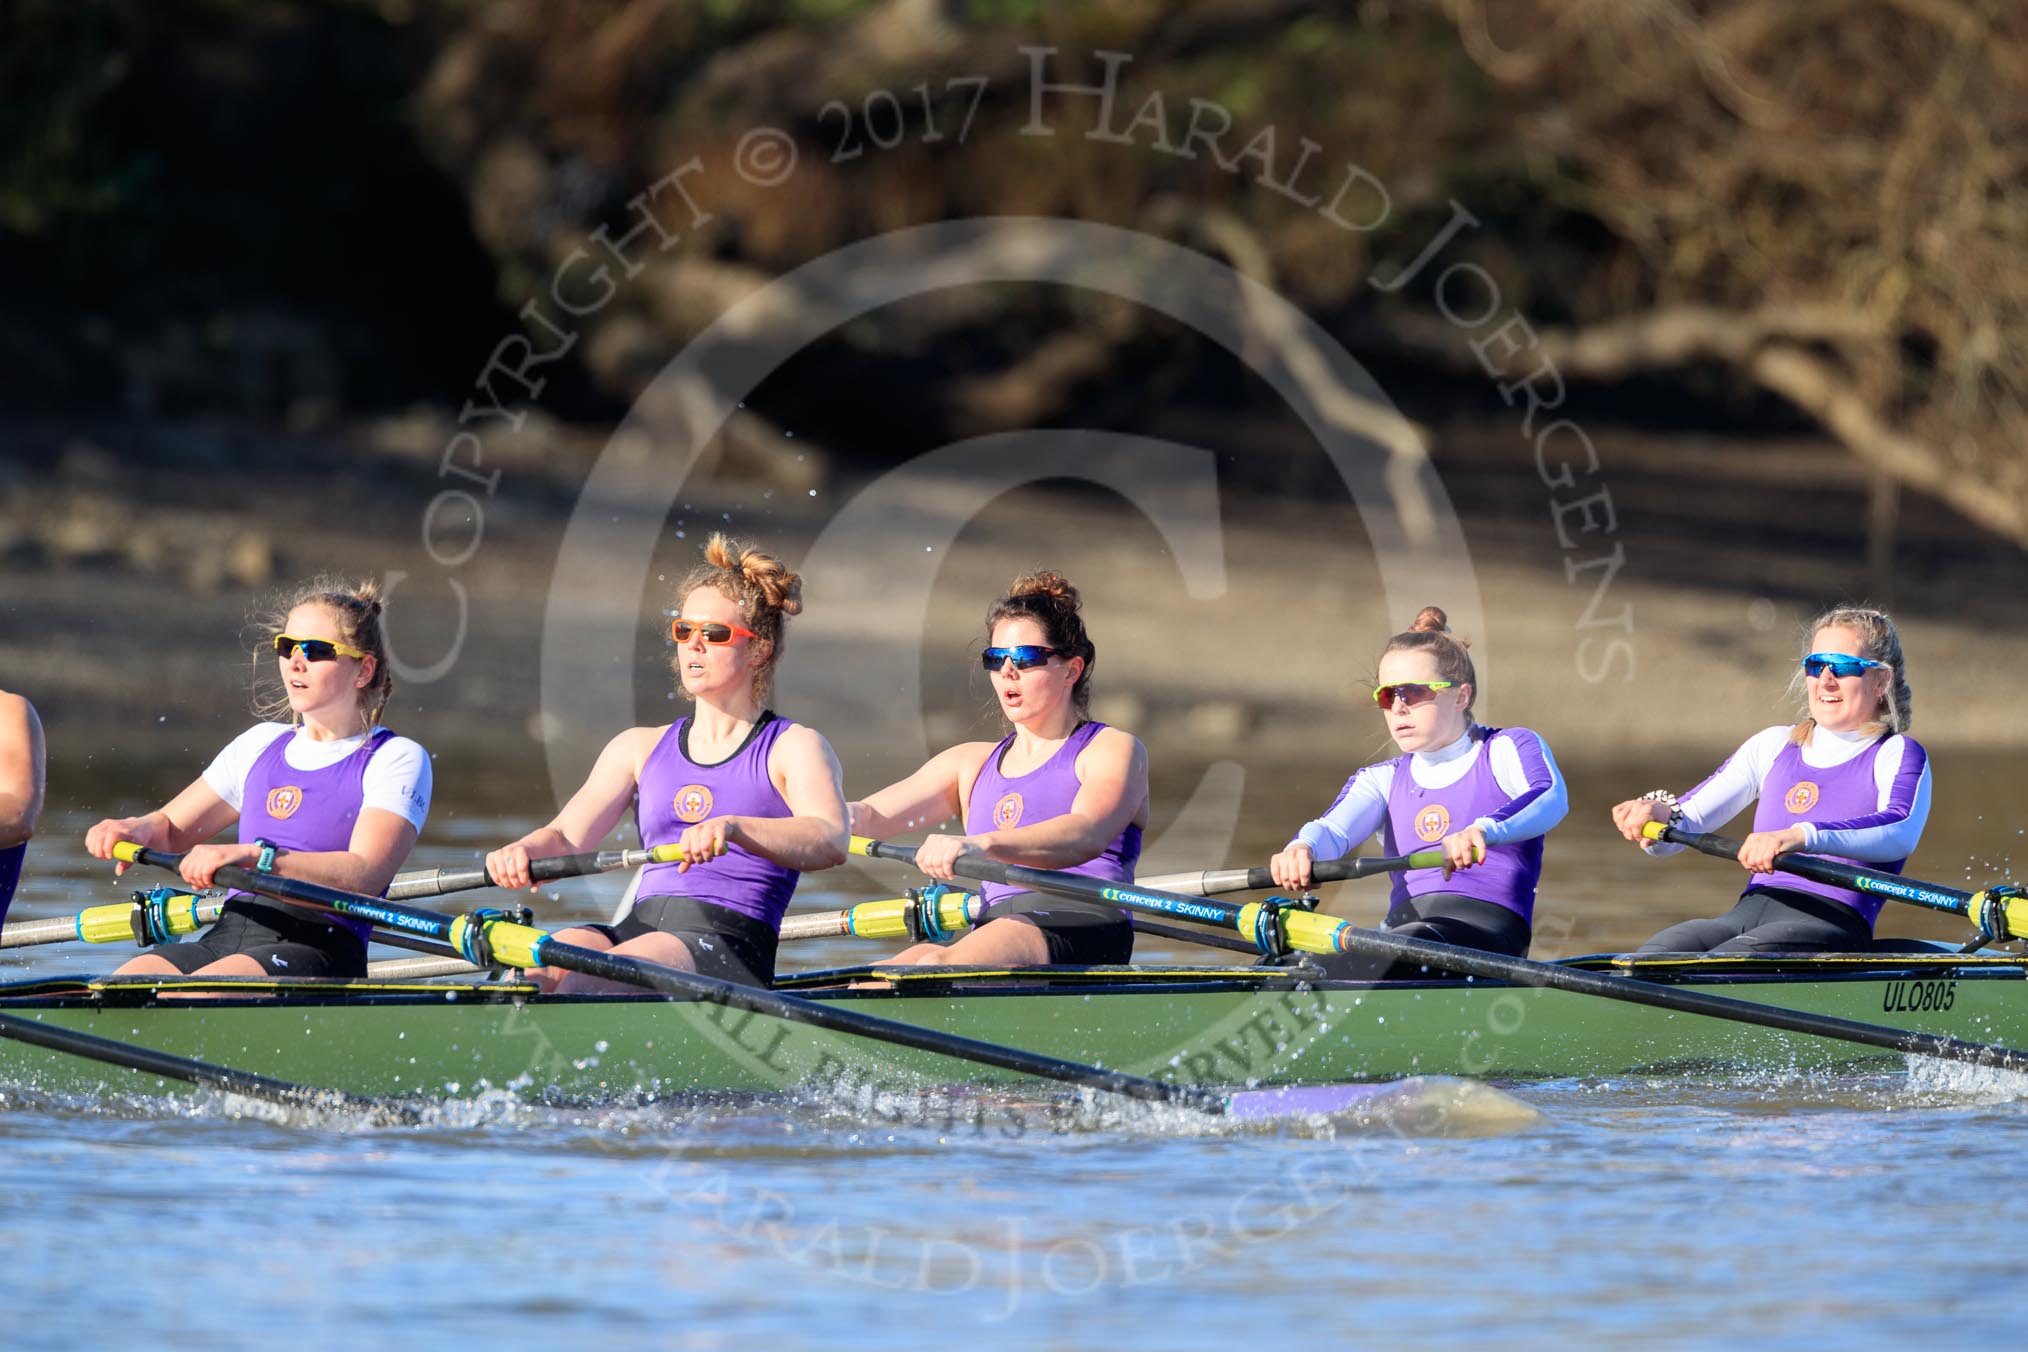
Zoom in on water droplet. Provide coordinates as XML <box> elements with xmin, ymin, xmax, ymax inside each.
<box><xmin>675</xmin><ymin>530</ymin><xmax>686</xmax><ymax>538</ymax></box>
<box><xmin>924</xmin><ymin>546</ymin><xmax>933</xmax><ymax>553</ymax></box>
<box><xmin>784</xmin><ymin>430</ymin><xmax>794</xmax><ymax>438</ymax></box>
<box><xmin>807</xmin><ymin>489</ymin><xmax>817</xmax><ymax>497</ymax></box>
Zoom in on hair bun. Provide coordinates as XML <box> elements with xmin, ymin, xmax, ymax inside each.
<box><xmin>1008</xmin><ymin>570</ymin><xmax>1081</xmax><ymax>609</ymax></box>
<box><xmin>1410</xmin><ymin>605</ymin><xmax>1469</xmax><ymax>649</ymax></box>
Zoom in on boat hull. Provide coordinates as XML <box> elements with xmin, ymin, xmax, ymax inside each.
<box><xmin>1</xmin><ymin>956</ymin><xmax>2022</xmax><ymax>1102</ymax></box>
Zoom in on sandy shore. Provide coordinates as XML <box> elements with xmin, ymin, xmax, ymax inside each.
<box><xmin>7</xmin><ymin>421</ymin><xmax>2027</xmax><ymax>786</ymax></box>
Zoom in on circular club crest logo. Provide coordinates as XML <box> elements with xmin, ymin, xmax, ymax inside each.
<box><xmin>993</xmin><ymin>792</ymin><xmax>1023</xmax><ymax>830</ymax></box>
<box><xmin>1414</xmin><ymin>803</ymin><xmax>1451</xmax><ymax>843</ymax></box>
<box><xmin>1784</xmin><ymin>781</ymin><xmax>1820</xmax><ymax>814</ymax></box>
<box><xmin>265</xmin><ymin>785</ymin><xmax>304</xmax><ymax>820</ymax></box>
<box><xmin>674</xmin><ymin>785</ymin><xmax>715</xmax><ymax>823</ymax></box>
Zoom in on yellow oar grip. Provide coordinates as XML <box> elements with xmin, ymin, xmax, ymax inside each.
<box><xmin>848</xmin><ymin>835</ymin><xmax>878</xmax><ymax>858</ymax></box>
<box><xmin>112</xmin><ymin>841</ymin><xmax>144</xmax><ymax>864</ymax></box>
<box><xmin>648</xmin><ymin>845</ymin><xmax>685</xmax><ymax>863</ymax></box>
<box><xmin>1639</xmin><ymin>821</ymin><xmax>1667</xmax><ymax>842</ymax></box>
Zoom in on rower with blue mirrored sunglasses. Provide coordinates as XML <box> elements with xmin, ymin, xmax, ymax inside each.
<box><xmin>272</xmin><ymin>634</ymin><xmax>371</xmax><ymax>663</ymax></box>
<box><xmin>1802</xmin><ymin>652</ymin><xmax>1887</xmax><ymax>679</ymax></box>
<box><xmin>980</xmin><ymin>644</ymin><xmax>1065</xmax><ymax>671</ymax></box>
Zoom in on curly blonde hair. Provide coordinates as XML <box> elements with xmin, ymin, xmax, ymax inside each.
<box><xmin>673</xmin><ymin>534</ymin><xmax>803</xmax><ymax>702</ymax></box>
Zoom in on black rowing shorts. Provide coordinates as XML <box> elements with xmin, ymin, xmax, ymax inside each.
<box><xmin>151</xmin><ymin>899</ymin><xmax>368</xmax><ymax>979</ymax></box>
<box><xmin>584</xmin><ymin>895</ymin><xmax>779</xmax><ymax>988</ymax></box>
<box><xmin>981</xmin><ymin>892</ymin><xmax>1135</xmax><ymax>966</ymax></box>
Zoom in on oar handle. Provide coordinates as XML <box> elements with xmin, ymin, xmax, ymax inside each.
<box><xmin>1135</xmin><ymin>851</ymin><xmax>1447</xmax><ymax>896</ymax></box>
<box><xmin>385</xmin><ymin>846</ymin><xmax>680</xmax><ymax>900</ymax></box>
<box><xmin>1640</xmin><ymin>822</ymin><xmax>2028</xmax><ymax>940</ymax></box>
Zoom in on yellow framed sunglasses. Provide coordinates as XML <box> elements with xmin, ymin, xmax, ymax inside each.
<box><xmin>272</xmin><ymin>634</ymin><xmax>370</xmax><ymax>663</ymax></box>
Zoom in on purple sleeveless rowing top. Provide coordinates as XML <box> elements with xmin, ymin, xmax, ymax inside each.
<box><xmin>0</xmin><ymin>841</ymin><xmax>23</xmax><ymax>927</ymax></box>
<box><xmin>1748</xmin><ymin>736</ymin><xmax>1904</xmax><ymax>924</ymax></box>
<box><xmin>237</xmin><ymin>727</ymin><xmax>392</xmax><ymax>941</ymax></box>
<box><xmin>635</xmin><ymin>713</ymin><xmax>800</xmax><ymax>929</ymax></box>
<box><xmin>966</xmin><ymin>721</ymin><xmax>1142</xmax><ymax>908</ymax></box>
<box><xmin>1381</xmin><ymin>729</ymin><xmax>1545</xmax><ymax>921</ymax></box>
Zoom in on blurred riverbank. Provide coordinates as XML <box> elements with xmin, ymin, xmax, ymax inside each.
<box><xmin>7</xmin><ymin>411</ymin><xmax>2028</xmax><ymax>789</ymax></box>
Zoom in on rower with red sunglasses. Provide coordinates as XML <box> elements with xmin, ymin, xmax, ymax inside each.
<box><xmin>487</xmin><ymin>535</ymin><xmax>847</xmax><ymax>990</ymax></box>
<box><xmin>1612</xmin><ymin>606</ymin><xmax>1930</xmax><ymax>954</ymax></box>
<box><xmin>1269</xmin><ymin>606</ymin><xmax>1568</xmax><ymax>966</ymax></box>
<box><xmin>850</xmin><ymin>570</ymin><xmax>1149</xmax><ymax>968</ymax></box>
<box><xmin>84</xmin><ymin>577</ymin><xmax>430</xmax><ymax>978</ymax></box>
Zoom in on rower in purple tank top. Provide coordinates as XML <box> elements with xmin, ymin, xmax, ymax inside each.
<box><xmin>85</xmin><ymin>578</ymin><xmax>432</xmax><ymax>980</ymax></box>
<box><xmin>0</xmin><ymin>690</ymin><xmax>44</xmax><ymax>928</ymax></box>
<box><xmin>1614</xmin><ymin>607</ymin><xmax>1930</xmax><ymax>953</ymax></box>
<box><xmin>489</xmin><ymin>535</ymin><xmax>847</xmax><ymax>991</ymax></box>
<box><xmin>1273</xmin><ymin>607</ymin><xmax>1567</xmax><ymax>971</ymax></box>
<box><xmin>851</xmin><ymin>570</ymin><xmax>1150</xmax><ymax>969</ymax></box>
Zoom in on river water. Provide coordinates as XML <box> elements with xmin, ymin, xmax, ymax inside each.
<box><xmin>4</xmin><ymin>757</ymin><xmax>2026</xmax><ymax>1348</ymax></box>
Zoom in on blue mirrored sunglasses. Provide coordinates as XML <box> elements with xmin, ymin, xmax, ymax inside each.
<box><xmin>1802</xmin><ymin>652</ymin><xmax>1886</xmax><ymax>679</ymax></box>
<box><xmin>981</xmin><ymin>645</ymin><xmax>1063</xmax><ymax>671</ymax></box>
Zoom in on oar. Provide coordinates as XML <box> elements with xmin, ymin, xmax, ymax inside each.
<box><xmin>852</xmin><ymin>838</ymin><xmax>2028</xmax><ymax>1073</ymax></box>
<box><xmin>1137</xmin><ymin>852</ymin><xmax>1445</xmax><ymax>897</ymax></box>
<box><xmin>780</xmin><ymin>888</ymin><xmax>985</xmax><ymax>942</ymax></box>
<box><xmin>385</xmin><ymin>846</ymin><xmax>681</xmax><ymax>901</ymax></box>
<box><xmin>1</xmin><ymin>888</ymin><xmax>225</xmax><ymax>950</ymax></box>
<box><xmin>0</xmin><ymin>1008</ymin><xmax>416</xmax><ymax>1123</ymax></box>
<box><xmin>1641</xmin><ymin>822</ymin><xmax>2028</xmax><ymax>941</ymax></box>
<box><xmin>110</xmin><ymin>843</ymin><xmax>1404</xmax><ymax>1123</ymax></box>
<box><xmin>0</xmin><ymin>844</ymin><xmax>679</xmax><ymax>950</ymax></box>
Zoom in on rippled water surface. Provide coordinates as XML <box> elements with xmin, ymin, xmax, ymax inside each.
<box><xmin>4</xmin><ymin>763</ymin><xmax>2026</xmax><ymax>1348</ymax></box>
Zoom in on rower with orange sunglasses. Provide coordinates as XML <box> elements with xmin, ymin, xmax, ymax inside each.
<box><xmin>84</xmin><ymin>577</ymin><xmax>430</xmax><ymax>978</ymax></box>
<box><xmin>487</xmin><ymin>534</ymin><xmax>846</xmax><ymax>990</ymax></box>
<box><xmin>1611</xmin><ymin>606</ymin><xmax>1929</xmax><ymax>953</ymax></box>
<box><xmin>1269</xmin><ymin>606</ymin><xmax>1567</xmax><ymax>966</ymax></box>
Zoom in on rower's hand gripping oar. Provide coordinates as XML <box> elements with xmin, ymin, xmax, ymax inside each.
<box><xmin>1641</xmin><ymin>821</ymin><xmax>2028</xmax><ymax>942</ymax></box>
<box><xmin>111</xmin><ymin>842</ymin><xmax>1393</xmax><ymax>1123</ymax></box>
<box><xmin>853</xmin><ymin>837</ymin><xmax>2028</xmax><ymax>1074</ymax></box>
<box><xmin>385</xmin><ymin>846</ymin><xmax>684</xmax><ymax>901</ymax></box>
<box><xmin>1136</xmin><ymin>851</ymin><xmax>1447</xmax><ymax>898</ymax></box>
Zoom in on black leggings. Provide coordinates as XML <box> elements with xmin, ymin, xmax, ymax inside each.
<box><xmin>1314</xmin><ymin>893</ymin><xmax>1531</xmax><ymax>980</ymax></box>
<box><xmin>1638</xmin><ymin>886</ymin><xmax>1871</xmax><ymax>955</ymax></box>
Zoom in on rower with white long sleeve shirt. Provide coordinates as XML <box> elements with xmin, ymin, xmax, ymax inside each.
<box><xmin>1614</xmin><ymin>607</ymin><xmax>1929</xmax><ymax>954</ymax></box>
<box><xmin>1271</xmin><ymin>607</ymin><xmax>1569</xmax><ymax>969</ymax></box>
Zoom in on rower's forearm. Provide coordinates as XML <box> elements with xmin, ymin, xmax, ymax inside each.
<box><xmin>734</xmin><ymin>818</ymin><xmax>848</xmax><ymax>871</ymax></box>
<box><xmin>273</xmin><ymin>848</ymin><xmax>402</xmax><ymax>898</ymax></box>
<box><xmin>977</xmin><ymin>819</ymin><xmax>1119</xmax><ymax>870</ymax></box>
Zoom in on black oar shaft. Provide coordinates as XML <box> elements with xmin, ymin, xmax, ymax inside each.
<box><xmin>116</xmin><ymin>845</ymin><xmax>1242</xmax><ymax>1116</ymax></box>
<box><xmin>538</xmin><ymin>941</ymin><xmax>1231</xmax><ymax>1110</ymax></box>
<box><xmin>1141</xmin><ymin>855</ymin><xmax>1427</xmax><ymax>897</ymax></box>
<box><xmin>862</xmin><ymin>841</ymin><xmax>2028</xmax><ymax>1073</ymax></box>
<box><xmin>1648</xmin><ymin>823</ymin><xmax>2028</xmax><ymax>941</ymax></box>
<box><xmin>386</xmin><ymin>849</ymin><xmax>657</xmax><ymax>901</ymax></box>
<box><xmin>0</xmin><ymin>1010</ymin><xmax>412</xmax><ymax>1121</ymax></box>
